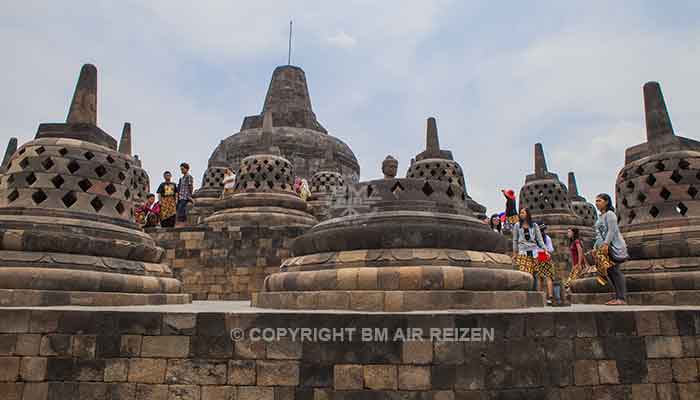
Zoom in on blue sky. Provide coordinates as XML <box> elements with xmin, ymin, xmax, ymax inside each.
<box><xmin>2</xmin><ymin>1</ymin><xmax>699</xmax><ymax>214</ymax></box>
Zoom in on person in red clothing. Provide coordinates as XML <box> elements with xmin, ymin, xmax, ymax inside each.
<box><xmin>502</xmin><ymin>189</ymin><xmax>518</xmax><ymax>225</ymax></box>
<box><xmin>565</xmin><ymin>227</ymin><xmax>586</xmax><ymax>289</ymax></box>
<box><xmin>135</xmin><ymin>193</ymin><xmax>161</xmax><ymax>228</ymax></box>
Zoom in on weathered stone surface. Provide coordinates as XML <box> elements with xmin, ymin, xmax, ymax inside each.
<box><xmin>398</xmin><ymin>365</ymin><xmax>431</xmax><ymax>390</ymax></box>
<box><xmin>128</xmin><ymin>358</ymin><xmax>166</xmax><ymax>383</ymax></box>
<box><xmin>166</xmin><ymin>359</ymin><xmax>227</xmax><ymax>385</ymax></box>
<box><xmin>257</xmin><ymin>360</ymin><xmax>299</xmax><ymax>386</ymax></box>
<box><xmin>141</xmin><ymin>336</ymin><xmax>190</xmax><ymax>358</ymax></box>
<box><xmin>402</xmin><ymin>340</ymin><xmax>433</xmax><ymax>364</ymax></box>
<box><xmin>597</xmin><ymin>360</ymin><xmax>619</xmax><ymax>384</ymax></box>
<box><xmin>237</xmin><ymin>386</ymin><xmax>273</xmax><ymax>400</ymax></box>
<box><xmin>19</xmin><ymin>356</ymin><xmax>46</xmax><ymax>381</ymax></box>
<box><xmin>15</xmin><ymin>334</ymin><xmax>41</xmax><ymax>356</ymax></box>
<box><xmin>72</xmin><ymin>335</ymin><xmax>96</xmax><ymax>358</ymax></box>
<box><xmin>39</xmin><ymin>334</ymin><xmax>71</xmax><ymax>356</ymax></box>
<box><xmin>228</xmin><ymin>360</ymin><xmax>256</xmax><ymax>385</ymax></box>
<box><xmin>646</xmin><ymin>336</ymin><xmax>683</xmax><ymax>358</ymax></box>
<box><xmin>104</xmin><ymin>358</ymin><xmax>128</xmax><ymax>382</ymax></box>
<box><xmin>574</xmin><ymin>360</ymin><xmax>599</xmax><ymax>386</ymax></box>
<box><xmin>334</xmin><ymin>364</ymin><xmax>363</xmax><ymax>390</ymax></box>
<box><xmin>168</xmin><ymin>384</ymin><xmax>201</xmax><ymax>400</ymax></box>
<box><xmin>201</xmin><ymin>386</ymin><xmax>237</xmax><ymax>400</ymax></box>
<box><xmin>0</xmin><ymin>357</ymin><xmax>20</xmax><ymax>381</ymax></box>
<box><xmin>363</xmin><ymin>365</ymin><xmax>397</xmax><ymax>390</ymax></box>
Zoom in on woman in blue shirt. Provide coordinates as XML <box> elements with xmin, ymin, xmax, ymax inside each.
<box><xmin>594</xmin><ymin>193</ymin><xmax>629</xmax><ymax>305</ymax></box>
<box><xmin>512</xmin><ymin>208</ymin><xmax>548</xmax><ymax>291</ymax></box>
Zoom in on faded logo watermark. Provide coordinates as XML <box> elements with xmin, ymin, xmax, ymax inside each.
<box><xmin>329</xmin><ymin>185</ymin><xmax>382</xmax><ymax>217</ymax></box>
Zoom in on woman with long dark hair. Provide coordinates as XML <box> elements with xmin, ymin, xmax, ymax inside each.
<box><xmin>489</xmin><ymin>213</ymin><xmax>502</xmax><ymax>234</ymax></box>
<box><xmin>538</xmin><ymin>224</ymin><xmax>555</xmax><ymax>303</ymax></box>
<box><xmin>565</xmin><ymin>227</ymin><xmax>585</xmax><ymax>289</ymax></box>
<box><xmin>594</xmin><ymin>193</ymin><xmax>628</xmax><ymax>305</ymax></box>
<box><xmin>512</xmin><ymin>207</ymin><xmax>546</xmax><ymax>291</ymax></box>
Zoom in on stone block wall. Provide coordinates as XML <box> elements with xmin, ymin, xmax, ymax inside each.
<box><xmin>148</xmin><ymin>225</ymin><xmax>307</xmax><ymax>300</ymax></box>
<box><xmin>1</xmin><ymin>308</ymin><xmax>699</xmax><ymax>399</ymax></box>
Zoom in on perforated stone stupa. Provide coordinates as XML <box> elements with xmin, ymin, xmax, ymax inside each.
<box><xmin>568</xmin><ymin>171</ymin><xmax>597</xmax><ymax>227</ymax></box>
<box><xmin>192</xmin><ymin>65</ymin><xmax>359</xmax><ymax>217</ymax></box>
<box><xmin>406</xmin><ymin>117</ymin><xmax>487</xmax><ymax>219</ymax></box>
<box><xmin>519</xmin><ymin>144</ymin><xmax>594</xmax><ymax>279</ymax></box>
<box><xmin>572</xmin><ymin>82</ymin><xmax>700</xmax><ymax>304</ymax></box>
<box><xmin>252</xmin><ymin>117</ymin><xmax>541</xmax><ymax>311</ymax></box>
<box><xmin>0</xmin><ymin>64</ymin><xmax>189</xmax><ymax>306</ymax></box>
<box><xmin>1</xmin><ymin>137</ymin><xmax>17</xmax><ymax>174</ymax></box>
<box><xmin>203</xmin><ymin>111</ymin><xmax>317</xmax><ymax>228</ymax></box>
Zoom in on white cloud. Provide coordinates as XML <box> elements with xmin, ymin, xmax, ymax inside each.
<box><xmin>326</xmin><ymin>32</ymin><xmax>357</xmax><ymax>48</ymax></box>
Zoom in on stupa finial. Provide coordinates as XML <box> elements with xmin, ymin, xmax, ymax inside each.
<box><xmin>534</xmin><ymin>143</ymin><xmax>548</xmax><ymax>176</ymax></box>
<box><xmin>66</xmin><ymin>64</ymin><xmax>98</xmax><ymax>125</ymax></box>
<box><xmin>119</xmin><ymin>123</ymin><xmax>132</xmax><ymax>155</ymax></box>
<box><xmin>261</xmin><ymin>111</ymin><xmax>280</xmax><ymax>155</ymax></box>
<box><xmin>643</xmin><ymin>81</ymin><xmax>674</xmax><ymax>142</ymax></box>
<box><xmin>568</xmin><ymin>172</ymin><xmax>579</xmax><ymax>197</ymax></box>
<box><xmin>426</xmin><ymin>117</ymin><xmax>440</xmax><ymax>153</ymax></box>
<box><xmin>1</xmin><ymin>137</ymin><xmax>18</xmax><ymax>172</ymax></box>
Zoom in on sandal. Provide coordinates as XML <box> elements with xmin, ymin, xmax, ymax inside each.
<box><xmin>604</xmin><ymin>299</ymin><xmax>618</xmax><ymax>305</ymax></box>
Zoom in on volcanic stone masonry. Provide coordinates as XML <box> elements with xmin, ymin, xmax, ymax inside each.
<box><xmin>189</xmin><ymin>65</ymin><xmax>360</xmax><ymax>224</ymax></box>
<box><xmin>1</xmin><ymin>307</ymin><xmax>699</xmax><ymax>399</ymax></box>
<box><xmin>0</xmin><ymin>64</ymin><xmax>189</xmax><ymax>306</ymax></box>
<box><xmin>1</xmin><ymin>137</ymin><xmax>18</xmax><ymax>174</ymax></box>
<box><xmin>568</xmin><ymin>171</ymin><xmax>597</xmax><ymax>227</ymax></box>
<box><xmin>253</xmin><ymin>117</ymin><xmax>541</xmax><ymax>311</ymax></box>
<box><xmin>150</xmin><ymin>111</ymin><xmax>317</xmax><ymax>300</ymax></box>
<box><xmin>518</xmin><ymin>143</ymin><xmax>595</xmax><ymax>282</ymax></box>
<box><xmin>573</xmin><ymin>82</ymin><xmax>700</xmax><ymax>305</ymax></box>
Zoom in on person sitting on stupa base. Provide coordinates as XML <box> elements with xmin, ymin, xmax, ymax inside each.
<box><xmin>136</xmin><ymin>193</ymin><xmax>161</xmax><ymax>228</ymax></box>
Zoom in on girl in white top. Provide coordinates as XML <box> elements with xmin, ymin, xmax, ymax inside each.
<box><xmin>221</xmin><ymin>168</ymin><xmax>236</xmax><ymax>197</ymax></box>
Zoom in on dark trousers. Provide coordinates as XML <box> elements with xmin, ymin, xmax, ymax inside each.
<box><xmin>607</xmin><ymin>264</ymin><xmax>627</xmax><ymax>300</ymax></box>
<box><xmin>526</xmin><ymin>251</ymin><xmax>538</xmax><ymax>291</ymax></box>
<box><xmin>160</xmin><ymin>215</ymin><xmax>176</xmax><ymax>228</ymax></box>
<box><xmin>176</xmin><ymin>199</ymin><xmax>189</xmax><ymax>222</ymax></box>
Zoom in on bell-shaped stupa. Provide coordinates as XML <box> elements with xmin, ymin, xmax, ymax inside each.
<box><xmin>0</xmin><ymin>64</ymin><xmax>189</xmax><ymax>306</ymax></box>
<box><xmin>572</xmin><ymin>82</ymin><xmax>700</xmax><ymax>304</ymax></box>
<box><xmin>193</xmin><ymin>65</ymin><xmax>359</xmax><ymax>220</ymax></box>
<box><xmin>518</xmin><ymin>144</ymin><xmax>594</xmax><ymax>280</ymax></box>
<box><xmin>253</xmin><ymin>118</ymin><xmax>541</xmax><ymax>311</ymax></box>
<box><xmin>568</xmin><ymin>172</ymin><xmax>597</xmax><ymax>227</ymax></box>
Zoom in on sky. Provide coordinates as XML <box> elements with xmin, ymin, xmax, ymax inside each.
<box><xmin>1</xmin><ymin>0</ymin><xmax>699</xmax><ymax>214</ymax></box>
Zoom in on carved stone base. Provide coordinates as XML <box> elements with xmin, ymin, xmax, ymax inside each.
<box><xmin>0</xmin><ymin>289</ymin><xmax>191</xmax><ymax>307</ymax></box>
<box><xmin>252</xmin><ymin>290</ymin><xmax>545</xmax><ymax>311</ymax></box>
<box><xmin>571</xmin><ymin>290</ymin><xmax>700</xmax><ymax>305</ymax></box>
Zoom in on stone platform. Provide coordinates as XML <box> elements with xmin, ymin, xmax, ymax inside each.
<box><xmin>0</xmin><ymin>301</ymin><xmax>699</xmax><ymax>399</ymax></box>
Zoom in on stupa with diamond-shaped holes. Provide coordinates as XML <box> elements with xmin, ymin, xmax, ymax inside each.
<box><xmin>252</xmin><ymin>117</ymin><xmax>540</xmax><ymax>311</ymax></box>
<box><xmin>0</xmin><ymin>64</ymin><xmax>189</xmax><ymax>306</ymax></box>
<box><xmin>572</xmin><ymin>82</ymin><xmax>700</xmax><ymax>305</ymax></box>
<box><xmin>518</xmin><ymin>144</ymin><xmax>594</xmax><ymax>282</ymax></box>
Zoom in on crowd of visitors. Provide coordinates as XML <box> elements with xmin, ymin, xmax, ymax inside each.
<box><xmin>135</xmin><ymin>164</ymin><xmax>313</xmax><ymax>229</ymax></box>
<box><xmin>135</xmin><ymin>164</ymin><xmax>627</xmax><ymax>305</ymax></box>
<box><xmin>135</xmin><ymin>163</ymin><xmax>194</xmax><ymax>229</ymax></box>
<box><xmin>498</xmin><ymin>189</ymin><xmax>628</xmax><ymax>306</ymax></box>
